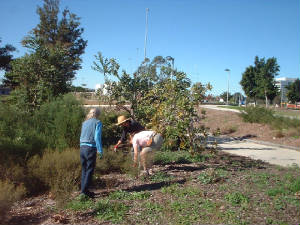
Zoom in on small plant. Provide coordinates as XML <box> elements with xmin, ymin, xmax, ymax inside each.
<box><xmin>66</xmin><ymin>197</ymin><xmax>94</xmax><ymax>211</ymax></box>
<box><xmin>108</xmin><ymin>190</ymin><xmax>151</xmax><ymax>200</ymax></box>
<box><xmin>225</xmin><ymin>192</ymin><xmax>249</xmax><ymax>206</ymax></box>
<box><xmin>149</xmin><ymin>171</ymin><xmax>174</xmax><ymax>182</ymax></box>
<box><xmin>94</xmin><ymin>199</ymin><xmax>130</xmax><ymax>223</ymax></box>
<box><xmin>197</xmin><ymin>168</ymin><xmax>228</xmax><ymax>184</ymax></box>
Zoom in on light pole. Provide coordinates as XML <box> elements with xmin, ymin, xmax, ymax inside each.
<box><xmin>144</xmin><ymin>8</ymin><xmax>149</xmax><ymax>60</ymax></box>
<box><xmin>224</xmin><ymin>69</ymin><xmax>230</xmax><ymax>105</ymax></box>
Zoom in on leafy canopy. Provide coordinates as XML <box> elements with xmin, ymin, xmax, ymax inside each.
<box><xmin>4</xmin><ymin>0</ymin><xmax>87</xmax><ymax>110</ymax></box>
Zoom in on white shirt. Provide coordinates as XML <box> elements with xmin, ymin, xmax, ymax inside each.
<box><xmin>132</xmin><ymin>130</ymin><xmax>155</xmax><ymax>149</ymax></box>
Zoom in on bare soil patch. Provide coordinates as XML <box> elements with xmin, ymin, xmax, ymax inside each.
<box><xmin>199</xmin><ymin>107</ymin><xmax>300</xmax><ymax>148</ymax></box>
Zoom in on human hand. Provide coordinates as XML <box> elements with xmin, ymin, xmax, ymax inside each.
<box><xmin>98</xmin><ymin>153</ymin><xmax>103</xmax><ymax>159</ymax></box>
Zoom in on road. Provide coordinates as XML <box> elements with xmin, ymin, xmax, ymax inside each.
<box><xmin>217</xmin><ymin>138</ymin><xmax>300</xmax><ymax>167</ymax></box>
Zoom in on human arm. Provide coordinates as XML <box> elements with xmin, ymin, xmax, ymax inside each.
<box><xmin>95</xmin><ymin>122</ymin><xmax>103</xmax><ymax>158</ymax></box>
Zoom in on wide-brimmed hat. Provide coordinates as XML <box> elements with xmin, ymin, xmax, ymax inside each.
<box><xmin>116</xmin><ymin>115</ymin><xmax>131</xmax><ymax>126</ymax></box>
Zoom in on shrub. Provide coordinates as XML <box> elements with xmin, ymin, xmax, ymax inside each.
<box><xmin>28</xmin><ymin>148</ymin><xmax>81</xmax><ymax>205</ymax></box>
<box><xmin>98</xmin><ymin>109</ymin><xmax>123</xmax><ymax>147</ymax></box>
<box><xmin>0</xmin><ymin>102</ymin><xmax>46</xmax><ymax>164</ymax></box>
<box><xmin>240</xmin><ymin>106</ymin><xmax>275</xmax><ymax>124</ymax></box>
<box><xmin>0</xmin><ymin>180</ymin><xmax>26</xmax><ymax>222</ymax></box>
<box><xmin>240</xmin><ymin>106</ymin><xmax>300</xmax><ymax>131</ymax></box>
<box><xmin>95</xmin><ymin>149</ymin><xmax>133</xmax><ymax>175</ymax></box>
<box><xmin>34</xmin><ymin>94</ymin><xmax>85</xmax><ymax>150</ymax></box>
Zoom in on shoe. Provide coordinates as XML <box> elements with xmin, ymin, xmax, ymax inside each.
<box><xmin>86</xmin><ymin>191</ymin><xmax>95</xmax><ymax>198</ymax></box>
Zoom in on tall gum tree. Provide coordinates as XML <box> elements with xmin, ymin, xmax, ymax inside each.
<box><xmin>5</xmin><ymin>0</ymin><xmax>87</xmax><ymax>109</ymax></box>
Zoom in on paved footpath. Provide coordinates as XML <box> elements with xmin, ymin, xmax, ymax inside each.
<box><xmin>218</xmin><ymin>139</ymin><xmax>300</xmax><ymax>167</ymax></box>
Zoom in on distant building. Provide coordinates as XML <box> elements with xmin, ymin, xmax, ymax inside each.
<box><xmin>275</xmin><ymin>77</ymin><xmax>297</xmax><ymax>102</ymax></box>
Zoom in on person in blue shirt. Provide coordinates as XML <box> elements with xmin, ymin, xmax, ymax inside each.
<box><xmin>79</xmin><ymin>108</ymin><xmax>103</xmax><ymax>198</ymax></box>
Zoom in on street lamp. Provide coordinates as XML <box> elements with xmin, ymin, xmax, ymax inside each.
<box><xmin>224</xmin><ymin>69</ymin><xmax>230</xmax><ymax>105</ymax></box>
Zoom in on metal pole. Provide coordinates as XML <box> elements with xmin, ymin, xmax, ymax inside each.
<box><xmin>225</xmin><ymin>69</ymin><xmax>230</xmax><ymax>105</ymax></box>
<box><xmin>144</xmin><ymin>8</ymin><xmax>149</xmax><ymax>60</ymax></box>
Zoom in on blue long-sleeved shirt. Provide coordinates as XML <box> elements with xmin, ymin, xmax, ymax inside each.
<box><xmin>80</xmin><ymin>119</ymin><xmax>103</xmax><ymax>155</ymax></box>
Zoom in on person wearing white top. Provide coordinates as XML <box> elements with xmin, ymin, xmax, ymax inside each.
<box><xmin>131</xmin><ymin>130</ymin><xmax>163</xmax><ymax>176</ymax></box>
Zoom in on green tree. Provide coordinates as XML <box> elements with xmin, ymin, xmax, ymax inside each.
<box><xmin>191</xmin><ymin>82</ymin><xmax>212</xmax><ymax>104</ymax></box>
<box><xmin>0</xmin><ymin>39</ymin><xmax>16</xmax><ymax>72</ymax></box>
<box><xmin>240</xmin><ymin>56</ymin><xmax>279</xmax><ymax>106</ymax></box>
<box><xmin>286</xmin><ymin>79</ymin><xmax>300</xmax><ymax>104</ymax></box>
<box><xmin>4</xmin><ymin>0</ymin><xmax>87</xmax><ymax>109</ymax></box>
<box><xmin>240</xmin><ymin>66</ymin><xmax>258</xmax><ymax>104</ymax></box>
<box><xmin>93</xmin><ymin>53</ymin><xmax>209</xmax><ymax>152</ymax></box>
<box><xmin>219</xmin><ymin>91</ymin><xmax>233</xmax><ymax>103</ymax></box>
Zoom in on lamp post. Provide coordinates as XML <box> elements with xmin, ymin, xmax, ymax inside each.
<box><xmin>224</xmin><ymin>69</ymin><xmax>230</xmax><ymax>105</ymax></box>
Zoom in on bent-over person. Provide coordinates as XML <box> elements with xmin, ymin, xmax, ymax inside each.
<box><xmin>131</xmin><ymin>130</ymin><xmax>163</xmax><ymax>176</ymax></box>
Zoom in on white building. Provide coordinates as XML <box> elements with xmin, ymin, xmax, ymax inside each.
<box><xmin>275</xmin><ymin>77</ymin><xmax>297</xmax><ymax>102</ymax></box>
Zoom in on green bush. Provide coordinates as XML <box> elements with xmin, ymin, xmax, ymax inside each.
<box><xmin>34</xmin><ymin>94</ymin><xmax>85</xmax><ymax>150</ymax></box>
<box><xmin>95</xmin><ymin>149</ymin><xmax>133</xmax><ymax>175</ymax></box>
<box><xmin>0</xmin><ymin>102</ymin><xmax>46</xmax><ymax>164</ymax></box>
<box><xmin>0</xmin><ymin>180</ymin><xmax>26</xmax><ymax>222</ymax></box>
<box><xmin>240</xmin><ymin>106</ymin><xmax>275</xmax><ymax>124</ymax></box>
<box><xmin>98</xmin><ymin>109</ymin><xmax>123</xmax><ymax>147</ymax></box>
<box><xmin>240</xmin><ymin>106</ymin><xmax>300</xmax><ymax>130</ymax></box>
<box><xmin>28</xmin><ymin>148</ymin><xmax>81</xmax><ymax>205</ymax></box>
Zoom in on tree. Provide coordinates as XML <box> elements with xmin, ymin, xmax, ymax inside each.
<box><xmin>4</xmin><ymin>0</ymin><xmax>87</xmax><ymax>109</ymax></box>
<box><xmin>93</xmin><ymin>53</ymin><xmax>209</xmax><ymax>153</ymax></box>
<box><xmin>240</xmin><ymin>56</ymin><xmax>279</xmax><ymax>106</ymax></box>
<box><xmin>286</xmin><ymin>79</ymin><xmax>300</xmax><ymax>104</ymax></box>
<box><xmin>0</xmin><ymin>39</ymin><xmax>16</xmax><ymax>72</ymax></box>
<box><xmin>219</xmin><ymin>91</ymin><xmax>232</xmax><ymax>103</ymax></box>
<box><xmin>191</xmin><ymin>82</ymin><xmax>212</xmax><ymax>104</ymax></box>
<box><xmin>240</xmin><ymin>66</ymin><xmax>258</xmax><ymax>104</ymax></box>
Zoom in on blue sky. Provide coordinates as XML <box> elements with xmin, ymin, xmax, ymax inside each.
<box><xmin>0</xmin><ymin>0</ymin><xmax>299</xmax><ymax>95</ymax></box>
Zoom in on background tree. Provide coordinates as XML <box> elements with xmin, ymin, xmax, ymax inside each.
<box><xmin>4</xmin><ymin>0</ymin><xmax>87</xmax><ymax>109</ymax></box>
<box><xmin>286</xmin><ymin>79</ymin><xmax>300</xmax><ymax>104</ymax></box>
<box><xmin>0</xmin><ymin>39</ymin><xmax>16</xmax><ymax>73</ymax></box>
<box><xmin>240</xmin><ymin>56</ymin><xmax>279</xmax><ymax>106</ymax></box>
<box><xmin>191</xmin><ymin>82</ymin><xmax>212</xmax><ymax>104</ymax></box>
<box><xmin>240</xmin><ymin>66</ymin><xmax>258</xmax><ymax>104</ymax></box>
<box><xmin>219</xmin><ymin>91</ymin><xmax>233</xmax><ymax>103</ymax></box>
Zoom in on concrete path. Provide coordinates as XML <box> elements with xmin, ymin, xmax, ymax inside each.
<box><xmin>218</xmin><ymin>139</ymin><xmax>300</xmax><ymax>167</ymax></box>
<box><xmin>200</xmin><ymin>104</ymin><xmax>241</xmax><ymax>113</ymax></box>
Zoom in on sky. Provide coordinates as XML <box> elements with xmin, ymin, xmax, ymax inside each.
<box><xmin>0</xmin><ymin>0</ymin><xmax>299</xmax><ymax>95</ymax></box>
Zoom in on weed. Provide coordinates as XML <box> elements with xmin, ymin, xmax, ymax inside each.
<box><xmin>108</xmin><ymin>190</ymin><xmax>151</xmax><ymax>200</ymax></box>
<box><xmin>225</xmin><ymin>192</ymin><xmax>249</xmax><ymax>206</ymax></box>
<box><xmin>94</xmin><ymin>199</ymin><xmax>130</xmax><ymax>223</ymax></box>
<box><xmin>197</xmin><ymin>168</ymin><xmax>228</xmax><ymax>184</ymax></box>
<box><xmin>66</xmin><ymin>197</ymin><xmax>94</xmax><ymax>211</ymax></box>
<box><xmin>149</xmin><ymin>171</ymin><xmax>174</xmax><ymax>182</ymax></box>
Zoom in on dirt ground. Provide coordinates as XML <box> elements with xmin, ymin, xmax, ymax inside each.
<box><xmin>5</xmin><ymin>151</ymin><xmax>299</xmax><ymax>225</ymax></box>
<box><xmin>199</xmin><ymin>107</ymin><xmax>300</xmax><ymax>148</ymax></box>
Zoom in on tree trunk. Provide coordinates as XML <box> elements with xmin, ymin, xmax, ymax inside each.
<box><xmin>265</xmin><ymin>89</ymin><xmax>268</xmax><ymax>107</ymax></box>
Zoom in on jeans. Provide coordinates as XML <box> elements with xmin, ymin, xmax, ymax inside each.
<box><xmin>80</xmin><ymin>145</ymin><xmax>97</xmax><ymax>194</ymax></box>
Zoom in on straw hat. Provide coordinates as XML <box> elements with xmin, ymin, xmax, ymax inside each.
<box><xmin>116</xmin><ymin>115</ymin><xmax>131</xmax><ymax>126</ymax></box>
